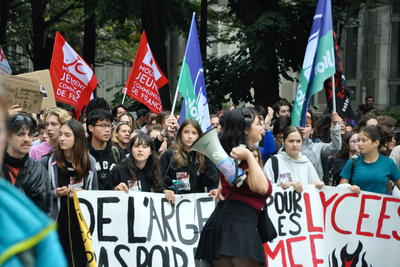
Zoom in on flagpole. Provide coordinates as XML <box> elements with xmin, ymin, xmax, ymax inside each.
<box><xmin>122</xmin><ymin>92</ymin><xmax>127</xmax><ymax>104</ymax></box>
<box><xmin>332</xmin><ymin>75</ymin><xmax>336</xmax><ymax>112</ymax></box>
<box><xmin>171</xmin><ymin>86</ymin><xmax>180</xmax><ymax>116</ymax></box>
<box><xmin>121</xmin><ymin>87</ymin><xmax>127</xmax><ymax>104</ymax></box>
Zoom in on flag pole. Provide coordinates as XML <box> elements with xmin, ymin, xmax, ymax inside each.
<box><xmin>332</xmin><ymin>75</ymin><xmax>336</xmax><ymax>113</ymax></box>
<box><xmin>171</xmin><ymin>86</ymin><xmax>180</xmax><ymax>116</ymax></box>
<box><xmin>121</xmin><ymin>88</ymin><xmax>127</xmax><ymax>104</ymax></box>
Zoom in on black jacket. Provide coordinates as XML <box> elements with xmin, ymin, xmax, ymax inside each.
<box><xmin>160</xmin><ymin>149</ymin><xmax>219</xmax><ymax>194</ymax></box>
<box><xmin>105</xmin><ymin>162</ymin><xmax>166</xmax><ymax>192</ymax></box>
<box><xmin>87</xmin><ymin>137</ymin><xmax>126</xmax><ymax>190</ymax></box>
<box><xmin>2</xmin><ymin>156</ymin><xmax>51</xmax><ymax>215</ymax></box>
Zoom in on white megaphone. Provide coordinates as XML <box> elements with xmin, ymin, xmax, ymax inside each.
<box><xmin>190</xmin><ymin>127</ymin><xmax>247</xmax><ymax>187</ymax></box>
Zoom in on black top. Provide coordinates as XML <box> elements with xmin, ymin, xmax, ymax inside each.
<box><xmin>87</xmin><ymin>137</ymin><xmax>126</xmax><ymax>190</ymax></box>
<box><xmin>160</xmin><ymin>149</ymin><xmax>219</xmax><ymax>194</ymax></box>
<box><xmin>106</xmin><ymin>162</ymin><xmax>166</xmax><ymax>192</ymax></box>
<box><xmin>57</xmin><ymin>162</ymin><xmax>86</xmax><ymax>264</ymax></box>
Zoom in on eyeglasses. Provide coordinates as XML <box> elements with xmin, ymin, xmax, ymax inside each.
<box><xmin>350</xmin><ymin>139</ymin><xmax>359</xmax><ymax>144</ymax></box>
<box><xmin>94</xmin><ymin>123</ymin><xmax>112</xmax><ymax>130</ymax></box>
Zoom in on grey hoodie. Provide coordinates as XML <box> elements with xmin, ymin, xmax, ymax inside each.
<box><xmin>300</xmin><ymin>124</ymin><xmax>341</xmax><ymax>180</ymax></box>
<box><xmin>263</xmin><ymin>151</ymin><xmax>320</xmax><ymax>185</ymax></box>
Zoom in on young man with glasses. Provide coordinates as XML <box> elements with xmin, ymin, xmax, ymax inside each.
<box><xmin>29</xmin><ymin>107</ymin><xmax>71</xmax><ymax>161</ymax></box>
<box><xmin>2</xmin><ymin>114</ymin><xmax>52</xmax><ymax>215</ymax></box>
<box><xmin>87</xmin><ymin>109</ymin><xmax>126</xmax><ymax>189</ymax></box>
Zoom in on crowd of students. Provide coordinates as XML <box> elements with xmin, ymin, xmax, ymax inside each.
<box><xmin>3</xmin><ymin>95</ymin><xmax>400</xmax><ymax>267</ymax></box>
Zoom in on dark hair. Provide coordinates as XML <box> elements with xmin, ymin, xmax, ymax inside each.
<box><xmin>55</xmin><ymin>120</ymin><xmax>91</xmax><ymax>179</ymax></box>
<box><xmin>365</xmin><ymin>96</ymin><xmax>373</xmax><ymax>103</ymax></box>
<box><xmin>123</xmin><ymin>133</ymin><xmax>163</xmax><ymax>191</ymax></box>
<box><xmin>357</xmin><ymin>104</ymin><xmax>372</xmax><ymax>116</ymax></box>
<box><xmin>219</xmin><ymin>111</ymin><xmax>227</xmax><ymax>129</ymax></box>
<box><xmin>356</xmin><ymin>114</ymin><xmax>377</xmax><ymax>131</ymax></box>
<box><xmin>334</xmin><ymin>131</ymin><xmax>358</xmax><ymax>159</ymax></box>
<box><xmin>6</xmin><ymin>113</ymin><xmax>37</xmax><ymax>136</ymax></box>
<box><xmin>273</xmin><ymin>100</ymin><xmax>292</xmax><ymax>119</ymax></box>
<box><xmin>359</xmin><ymin>125</ymin><xmax>392</xmax><ymax>149</ymax></box>
<box><xmin>85</xmin><ymin>97</ymin><xmax>110</xmax><ymax>117</ymax></box>
<box><xmin>86</xmin><ymin>109</ymin><xmax>113</xmax><ymax>137</ymax></box>
<box><xmin>111</xmin><ymin>104</ymin><xmax>128</xmax><ymax>118</ymax></box>
<box><xmin>282</xmin><ymin>126</ymin><xmax>303</xmax><ymax>142</ymax></box>
<box><xmin>145</xmin><ymin>112</ymin><xmax>156</xmax><ymax>120</ymax></box>
<box><xmin>253</xmin><ymin>106</ymin><xmax>266</xmax><ymax>119</ymax></box>
<box><xmin>220</xmin><ymin>108</ymin><xmax>256</xmax><ymax>154</ymax></box>
<box><xmin>37</xmin><ymin>120</ymin><xmax>46</xmax><ymax>130</ymax></box>
<box><xmin>314</xmin><ymin>114</ymin><xmax>332</xmax><ymax>143</ymax></box>
<box><xmin>281</xmin><ymin>126</ymin><xmax>302</xmax><ymax>152</ymax></box>
<box><xmin>272</xmin><ymin>116</ymin><xmax>291</xmax><ymax>136</ymax></box>
<box><xmin>137</xmin><ymin>109</ymin><xmax>148</xmax><ymax>119</ymax></box>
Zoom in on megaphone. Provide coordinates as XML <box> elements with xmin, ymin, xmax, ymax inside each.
<box><xmin>190</xmin><ymin>127</ymin><xmax>247</xmax><ymax>187</ymax></box>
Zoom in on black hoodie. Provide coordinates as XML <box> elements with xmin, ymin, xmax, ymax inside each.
<box><xmin>87</xmin><ymin>137</ymin><xmax>126</xmax><ymax>189</ymax></box>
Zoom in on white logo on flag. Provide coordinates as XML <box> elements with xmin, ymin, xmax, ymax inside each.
<box><xmin>142</xmin><ymin>44</ymin><xmax>162</xmax><ymax>81</ymax></box>
<box><xmin>62</xmin><ymin>43</ymin><xmax>93</xmax><ymax>86</ymax></box>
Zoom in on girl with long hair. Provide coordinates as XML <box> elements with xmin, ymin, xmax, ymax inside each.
<box><xmin>106</xmin><ymin>133</ymin><xmax>175</xmax><ymax>202</ymax></box>
<box><xmin>160</xmin><ymin>118</ymin><xmax>219</xmax><ymax>194</ymax></box>
<box><xmin>331</xmin><ymin>131</ymin><xmax>360</xmax><ymax>186</ymax></box>
<box><xmin>263</xmin><ymin>126</ymin><xmax>323</xmax><ymax>193</ymax></box>
<box><xmin>339</xmin><ymin>125</ymin><xmax>400</xmax><ymax>194</ymax></box>
<box><xmin>300</xmin><ymin>110</ymin><xmax>342</xmax><ymax>182</ymax></box>
<box><xmin>195</xmin><ymin>108</ymin><xmax>272</xmax><ymax>267</ymax></box>
<box><xmin>41</xmin><ymin>119</ymin><xmax>98</xmax><ymax>267</ymax></box>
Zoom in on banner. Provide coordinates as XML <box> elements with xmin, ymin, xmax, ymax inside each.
<box><xmin>125</xmin><ymin>32</ymin><xmax>168</xmax><ymax>114</ymax></box>
<box><xmin>324</xmin><ymin>32</ymin><xmax>356</xmax><ymax>121</ymax></box>
<box><xmin>0</xmin><ymin>45</ymin><xmax>12</xmax><ymax>75</ymax></box>
<box><xmin>291</xmin><ymin>0</ymin><xmax>335</xmax><ymax>127</ymax></box>
<box><xmin>177</xmin><ymin>13</ymin><xmax>211</xmax><ymax>132</ymax></box>
<box><xmin>77</xmin><ymin>191</ymin><xmax>214</xmax><ymax>266</ymax></box>
<box><xmin>77</xmin><ymin>186</ymin><xmax>400</xmax><ymax>266</ymax></box>
<box><xmin>50</xmin><ymin>32</ymin><xmax>97</xmax><ymax>119</ymax></box>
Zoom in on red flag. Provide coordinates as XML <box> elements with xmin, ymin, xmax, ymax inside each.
<box><xmin>124</xmin><ymin>31</ymin><xmax>168</xmax><ymax>114</ymax></box>
<box><xmin>50</xmin><ymin>32</ymin><xmax>97</xmax><ymax>119</ymax></box>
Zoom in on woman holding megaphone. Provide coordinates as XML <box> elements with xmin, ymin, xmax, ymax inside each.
<box><xmin>195</xmin><ymin>108</ymin><xmax>272</xmax><ymax>267</ymax></box>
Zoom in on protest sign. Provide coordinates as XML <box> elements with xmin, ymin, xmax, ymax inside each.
<box><xmin>77</xmin><ymin>191</ymin><xmax>214</xmax><ymax>266</ymax></box>
<box><xmin>77</xmin><ymin>186</ymin><xmax>400</xmax><ymax>266</ymax></box>
<box><xmin>1</xmin><ymin>75</ymin><xmax>43</xmax><ymax>113</ymax></box>
<box><xmin>17</xmin><ymin>69</ymin><xmax>56</xmax><ymax>110</ymax></box>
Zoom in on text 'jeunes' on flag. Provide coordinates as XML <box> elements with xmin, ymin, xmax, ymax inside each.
<box><xmin>124</xmin><ymin>31</ymin><xmax>168</xmax><ymax>114</ymax></box>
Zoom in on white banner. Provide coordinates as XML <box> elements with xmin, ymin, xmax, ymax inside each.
<box><xmin>77</xmin><ymin>191</ymin><xmax>215</xmax><ymax>266</ymax></box>
<box><xmin>77</xmin><ymin>186</ymin><xmax>400</xmax><ymax>266</ymax></box>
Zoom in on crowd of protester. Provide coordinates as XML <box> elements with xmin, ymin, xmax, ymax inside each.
<box><xmin>3</xmin><ymin>95</ymin><xmax>400</xmax><ymax>266</ymax></box>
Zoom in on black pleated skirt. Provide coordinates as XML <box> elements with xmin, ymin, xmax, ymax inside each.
<box><xmin>195</xmin><ymin>200</ymin><xmax>266</xmax><ymax>266</ymax></box>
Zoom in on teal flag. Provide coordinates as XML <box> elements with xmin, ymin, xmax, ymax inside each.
<box><xmin>292</xmin><ymin>0</ymin><xmax>335</xmax><ymax>127</ymax></box>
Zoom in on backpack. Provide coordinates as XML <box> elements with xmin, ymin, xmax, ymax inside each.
<box><xmin>111</xmin><ymin>145</ymin><xmax>122</xmax><ymax>164</ymax></box>
<box><xmin>270</xmin><ymin>155</ymin><xmax>279</xmax><ymax>183</ymax></box>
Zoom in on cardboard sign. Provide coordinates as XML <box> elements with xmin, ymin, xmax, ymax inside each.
<box><xmin>1</xmin><ymin>75</ymin><xmax>43</xmax><ymax>113</ymax></box>
<box><xmin>17</xmin><ymin>69</ymin><xmax>56</xmax><ymax>110</ymax></box>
